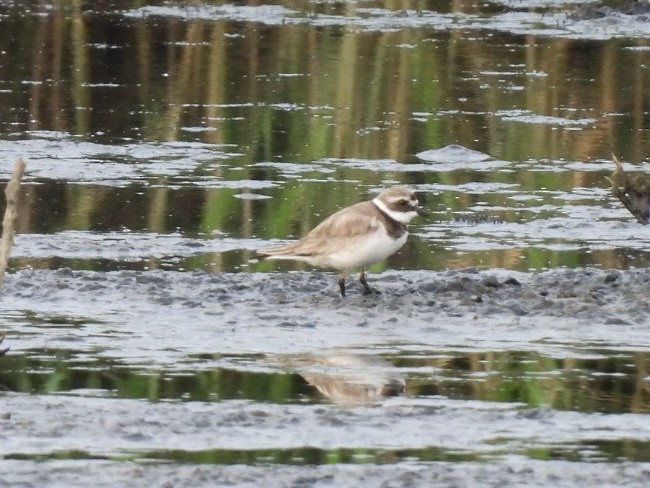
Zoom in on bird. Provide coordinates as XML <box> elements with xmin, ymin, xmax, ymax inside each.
<box><xmin>257</xmin><ymin>186</ymin><xmax>424</xmax><ymax>297</ymax></box>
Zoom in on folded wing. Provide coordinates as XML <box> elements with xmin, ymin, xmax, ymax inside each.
<box><xmin>258</xmin><ymin>201</ymin><xmax>380</xmax><ymax>258</ymax></box>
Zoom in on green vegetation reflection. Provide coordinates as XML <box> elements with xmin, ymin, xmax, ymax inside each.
<box><xmin>399</xmin><ymin>349</ymin><xmax>650</xmax><ymax>414</ymax></box>
<box><xmin>0</xmin><ymin>350</ymin><xmax>317</xmax><ymax>403</ymax></box>
<box><xmin>1</xmin><ymin>348</ymin><xmax>649</xmax><ymax>413</ymax></box>
<box><xmin>9</xmin><ymin>439</ymin><xmax>650</xmax><ymax>465</ymax></box>
<box><xmin>525</xmin><ymin>439</ymin><xmax>650</xmax><ymax>463</ymax></box>
<box><xmin>0</xmin><ymin>0</ymin><xmax>649</xmax><ymax>275</ymax></box>
<box><xmin>134</xmin><ymin>446</ymin><xmax>485</xmax><ymax>465</ymax></box>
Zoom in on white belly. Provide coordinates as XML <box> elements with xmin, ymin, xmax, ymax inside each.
<box><xmin>320</xmin><ymin>229</ymin><xmax>408</xmax><ymax>270</ymax></box>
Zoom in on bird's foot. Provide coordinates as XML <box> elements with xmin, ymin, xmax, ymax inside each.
<box><xmin>359</xmin><ymin>271</ymin><xmax>380</xmax><ymax>296</ymax></box>
<box><xmin>362</xmin><ymin>286</ymin><xmax>381</xmax><ymax>296</ymax></box>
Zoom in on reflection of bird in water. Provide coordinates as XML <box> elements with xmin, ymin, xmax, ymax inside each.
<box><xmin>297</xmin><ymin>352</ymin><xmax>405</xmax><ymax>405</ymax></box>
<box><xmin>607</xmin><ymin>154</ymin><xmax>650</xmax><ymax>225</ymax></box>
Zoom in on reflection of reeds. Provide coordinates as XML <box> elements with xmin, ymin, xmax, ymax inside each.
<box><xmin>4</xmin><ymin>342</ymin><xmax>649</xmax><ymax>413</ymax></box>
<box><xmin>70</xmin><ymin>0</ymin><xmax>90</xmax><ymax>134</ymax></box>
<box><xmin>3</xmin><ymin>1</ymin><xmax>650</xmax><ymax>272</ymax></box>
<box><xmin>8</xmin><ymin>1</ymin><xmax>650</xmax><ymax>159</ymax></box>
<box><xmin>405</xmin><ymin>350</ymin><xmax>650</xmax><ymax>414</ymax></box>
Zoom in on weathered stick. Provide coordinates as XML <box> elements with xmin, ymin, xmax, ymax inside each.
<box><xmin>607</xmin><ymin>154</ymin><xmax>650</xmax><ymax>225</ymax></box>
<box><xmin>0</xmin><ymin>331</ymin><xmax>7</xmax><ymax>356</ymax></box>
<box><xmin>0</xmin><ymin>158</ymin><xmax>26</xmax><ymax>288</ymax></box>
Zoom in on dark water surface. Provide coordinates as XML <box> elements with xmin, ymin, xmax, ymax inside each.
<box><xmin>2</xmin><ymin>1</ymin><xmax>650</xmax><ymax>486</ymax></box>
<box><xmin>1</xmin><ymin>0</ymin><xmax>650</xmax><ymax>273</ymax></box>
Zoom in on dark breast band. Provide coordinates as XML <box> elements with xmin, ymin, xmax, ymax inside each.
<box><xmin>372</xmin><ymin>202</ymin><xmax>408</xmax><ymax>239</ymax></box>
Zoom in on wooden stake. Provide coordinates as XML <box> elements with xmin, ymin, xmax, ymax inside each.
<box><xmin>0</xmin><ymin>331</ymin><xmax>7</xmax><ymax>356</ymax></box>
<box><xmin>0</xmin><ymin>158</ymin><xmax>26</xmax><ymax>288</ymax></box>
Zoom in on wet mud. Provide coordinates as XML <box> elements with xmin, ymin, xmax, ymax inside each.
<box><xmin>2</xmin><ymin>267</ymin><xmax>650</xmax><ymax>486</ymax></box>
<box><xmin>570</xmin><ymin>0</ymin><xmax>650</xmax><ymax>19</ymax></box>
<box><xmin>3</xmin><ymin>457</ymin><xmax>650</xmax><ymax>488</ymax></box>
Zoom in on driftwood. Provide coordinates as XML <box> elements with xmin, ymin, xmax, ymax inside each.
<box><xmin>606</xmin><ymin>154</ymin><xmax>650</xmax><ymax>225</ymax></box>
<box><xmin>0</xmin><ymin>158</ymin><xmax>25</xmax><ymax>357</ymax></box>
<box><xmin>0</xmin><ymin>331</ymin><xmax>7</xmax><ymax>356</ymax></box>
<box><xmin>0</xmin><ymin>158</ymin><xmax>25</xmax><ymax>287</ymax></box>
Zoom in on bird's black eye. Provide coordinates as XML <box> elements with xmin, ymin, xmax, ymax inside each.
<box><xmin>398</xmin><ymin>199</ymin><xmax>408</xmax><ymax>206</ymax></box>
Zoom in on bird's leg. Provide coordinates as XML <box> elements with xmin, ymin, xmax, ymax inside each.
<box><xmin>337</xmin><ymin>271</ymin><xmax>347</xmax><ymax>297</ymax></box>
<box><xmin>359</xmin><ymin>269</ymin><xmax>373</xmax><ymax>295</ymax></box>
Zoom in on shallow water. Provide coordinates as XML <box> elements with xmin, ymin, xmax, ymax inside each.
<box><xmin>2</xmin><ymin>1</ymin><xmax>650</xmax><ymax>486</ymax></box>
<box><xmin>3</xmin><ymin>267</ymin><xmax>650</xmax><ymax>486</ymax></box>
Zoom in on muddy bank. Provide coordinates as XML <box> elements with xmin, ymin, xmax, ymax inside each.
<box><xmin>3</xmin><ymin>457</ymin><xmax>650</xmax><ymax>488</ymax></box>
<box><xmin>2</xmin><ymin>266</ymin><xmax>650</xmax><ymax>362</ymax></box>
<box><xmin>570</xmin><ymin>0</ymin><xmax>650</xmax><ymax>20</ymax></box>
<box><xmin>4</xmin><ymin>266</ymin><xmax>650</xmax><ymax>328</ymax></box>
<box><xmin>2</xmin><ymin>267</ymin><xmax>650</xmax><ymax>487</ymax></box>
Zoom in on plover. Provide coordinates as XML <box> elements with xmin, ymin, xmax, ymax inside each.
<box><xmin>258</xmin><ymin>186</ymin><xmax>424</xmax><ymax>296</ymax></box>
